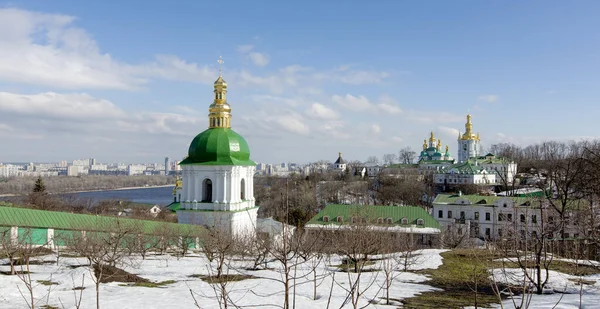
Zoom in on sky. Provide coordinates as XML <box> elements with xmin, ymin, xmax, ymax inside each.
<box><xmin>0</xmin><ymin>1</ymin><xmax>599</xmax><ymax>164</ymax></box>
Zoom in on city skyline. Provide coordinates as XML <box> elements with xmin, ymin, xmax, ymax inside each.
<box><xmin>0</xmin><ymin>1</ymin><xmax>599</xmax><ymax>163</ymax></box>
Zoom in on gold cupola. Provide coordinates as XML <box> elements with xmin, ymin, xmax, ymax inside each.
<box><xmin>460</xmin><ymin>114</ymin><xmax>480</xmax><ymax>141</ymax></box>
<box><xmin>208</xmin><ymin>56</ymin><xmax>232</xmax><ymax>128</ymax></box>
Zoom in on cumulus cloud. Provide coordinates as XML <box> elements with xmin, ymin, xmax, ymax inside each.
<box><xmin>0</xmin><ymin>8</ymin><xmax>217</xmax><ymax>90</ymax></box>
<box><xmin>0</xmin><ymin>92</ymin><xmax>125</xmax><ymax>120</ymax></box>
<box><xmin>274</xmin><ymin>115</ymin><xmax>310</xmax><ymax>135</ymax></box>
<box><xmin>305</xmin><ymin>103</ymin><xmax>339</xmax><ymax>120</ymax></box>
<box><xmin>332</xmin><ymin>94</ymin><xmax>402</xmax><ymax>114</ymax></box>
<box><xmin>237</xmin><ymin>44</ymin><xmax>270</xmax><ymax>66</ymax></box>
<box><xmin>0</xmin><ymin>91</ymin><xmax>202</xmax><ymax>138</ymax></box>
<box><xmin>478</xmin><ymin>94</ymin><xmax>499</xmax><ymax>103</ymax></box>
<box><xmin>332</xmin><ymin>94</ymin><xmax>372</xmax><ymax>111</ymax></box>
<box><xmin>248</xmin><ymin>52</ymin><xmax>270</xmax><ymax>67</ymax></box>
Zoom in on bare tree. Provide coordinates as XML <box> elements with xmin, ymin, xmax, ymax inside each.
<box><xmin>1</xmin><ymin>227</ymin><xmax>20</xmax><ymax>275</ymax></box>
<box><xmin>198</xmin><ymin>228</ymin><xmax>243</xmax><ymax>309</ymax></box>
<box><xmin>330</xmin><ymin>208</ymin><xmax>386</xmax><ymax>309</ymax></box>
<box><xmin>365</xmin><ymin>156</ymin><xmax>379</xmax><ymax>165</ymax></box>
<box><xmin>382</xmin><ymin>153</ymin><xmax>397</xmax><ymax>166</ymax></box>
<box><xmin>64</xmin><ymin>219</ymin><xmax>140</xmax><ymax>309</ymax></box>
<box><xmin>399</xmin><ymin>146</ymin><xmax>417</xmax><ymax>164</ymax></box>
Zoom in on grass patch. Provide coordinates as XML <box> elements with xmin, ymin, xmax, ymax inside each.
<box><xmin>490</xmin><ymin>258</ymin><xmax>599</xmax><ymax>277</ymax></box>
<box><xmin>191</xmin><ymin>274</ymin><xmax>258</xmax><ymax>284</ymax></box>
<box><xmin>120</xmin><ymin>280</ymin><xmax>177</xmax><ymax>288</ymax></box>
<box><xmin>40</xmin><ymin>305</ymin><xmax>59</xmax><ymax>309</ymax></box>
<box><xmin>72</xmin><ymin>286</ymin><xmax>86</xmax><ymax>291</ymax></box>
<box><xmin>334</xmin><ymin>259</ymin><xmax>377</xmax><ymax>272</ymax></box>
<box><xmin>93</xmin><ymin>264</ymin><xmax>149</xmax><ymax>284</ymax></box>
<box><xmin>37</xmin><ymin>280</ymin><xmax>59</xmax><ymax>286</ymax></box>
<box><xmin>403</xmin><ymin>249</ymin><xmax>504</xmax><ymax>309</ymax></box>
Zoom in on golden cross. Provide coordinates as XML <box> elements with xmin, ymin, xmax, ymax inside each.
<box><xmin>217</xmin><ymin>56</ymin><xmax>224</xmax><ymax>76</ymax></box>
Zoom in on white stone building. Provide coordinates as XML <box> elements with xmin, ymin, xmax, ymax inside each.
<box><xmin>432</xmin><ymin>193</ymin><xmax>582</xmax><ymax>241</ymax></box>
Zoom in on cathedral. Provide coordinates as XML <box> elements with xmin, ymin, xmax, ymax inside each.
<box><xmin>418</xmin><ymin>131</ymin><xmax>454</xmax><ymax>163</ymax></box>
<box><xmin>174</xmin><ymin>58</ymin><xmax>258</xmax><ymax>235</ymax></box>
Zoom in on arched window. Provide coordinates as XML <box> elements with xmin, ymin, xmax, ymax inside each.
<box><xmin>336</xmin><ymin>216</ymin><xmax>343</xmax><ymax>223</ymax></box>
<box><xmin>323</xmin><ymin>216</ymin><xmax>330</xmax><ymax>222</ymax></box>
<box><xmin>240</xmin><ymin>179</ymin><xmax>246</xmax><ymax>200</ymax></box>
<box><xmin>203</xmin><ymin>179</ymin><xmax>213</xmax><ymax>202</ymax></box>
<box><xmin>417</xmin><ymin>218</ymin><xmax>424</xmax><ymax>226</ymax></box>
<box><xmin>377</xmin><ymin>217</ymin><xmax>383</xmax><ymax>224</ymax></box>
<box><xmin>400</xmin><ymin>217</ymin><xmax>408</xmax><ymax>225</ymax></box>
<box><xmin>387</xmin><ymin>218</ymin><xmax>394</xmax><ymax>224</ymax></box>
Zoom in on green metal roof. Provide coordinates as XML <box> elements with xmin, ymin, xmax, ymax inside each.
<box><xmin>167</xmin><ymin>202</ymin><xmax>180</xmax><ymax>212</ymax></box>
<box><xmin>306</xmin><ymin>204</ymin><xmax>441</xmax><ymax>229</ymax></box>
<box><xmin>180</xmin><ymin>128</ymin><xmax>256</xmax><ymax>166</ymax></box>
<box><xmin>0</xmin><ymin>206</ymin><xmax>204</xmax><ymax>235</ymax></box>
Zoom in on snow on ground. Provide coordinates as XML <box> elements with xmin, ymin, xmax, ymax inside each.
<box><xmin>491</xmin><ymin>268</ymin><xmax>600</xmax><ymax>309</ymax></box>
<box><xmin>1</xmin><ymin>249</ymin><xmax>599</xmax><ymax>309</ymax></box>
<box><xmin>0</xmin><ymin>249</ymin><xmax>444</xmax><ymax>309</ymax></box>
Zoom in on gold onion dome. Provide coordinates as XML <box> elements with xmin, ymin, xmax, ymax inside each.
<box><xmin>208</xmin><ymin>56</ymin><xmax>231</xmax><ymax>128</ymax></box>
<box><xmin>460</xmin><ymin>114</ymin><xmax>480</xmax><ymax>141</ymax></box>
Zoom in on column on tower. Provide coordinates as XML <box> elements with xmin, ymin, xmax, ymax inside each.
<box><xmin>222</xmin><ymin>170</ymin><xmax>228</xmax><ymax>204</ymax></box>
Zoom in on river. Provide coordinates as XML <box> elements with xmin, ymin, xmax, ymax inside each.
<box><xmin>62</xmin><ymin>186</ymin><xmax>176</xmax><ymax>206</ymax></box>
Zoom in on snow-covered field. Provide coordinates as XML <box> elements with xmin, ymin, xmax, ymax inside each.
<box><xmin>1</xmin><ymin>249</ymin><xmax>599</xmax><ymax>309</ymax></box>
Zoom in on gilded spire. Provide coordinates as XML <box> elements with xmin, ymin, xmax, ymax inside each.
<box><xmin>423</xmin><ymin>139</ymin><xmax>427</xmax><ymax>150</ymax></box>
<box><xmin>436</xmin><ymin>139</ymin><xmax>441</xmax><ymax>151</ymax></box>
<box><xmin>460</xmin><ymin>114</ymin><xmax>479</xmax><ymax>141</ymax></box>
<box><xmin>208</xmin><ymin>56</ymin><xmax>232</xmax><ymax>129</ymax></box>
<box><xmin>445</xmin><ymin>145</ymin><xmax>449</xmax><ymax>153</ymax></box>
<box><xmin>429</xmin><ymin>131</ymin><xmax>435</xmax><ymax>144</ymax></box>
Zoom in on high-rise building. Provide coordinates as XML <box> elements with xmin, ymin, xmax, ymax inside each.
<box><xmin>164</xmin><ymin>157</ymin><xmax>170</xmax><ymax>175</ymax></box>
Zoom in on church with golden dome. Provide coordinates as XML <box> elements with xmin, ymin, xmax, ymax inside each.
<box><xmin>175</xmin><ymin>57</ymin><xmax>258</xmax><ymax>235</ymax></box>
<box><xmin>457</xmin><ymin>114</ymin><xmax>481</xmax><ymax>163</ymax></box>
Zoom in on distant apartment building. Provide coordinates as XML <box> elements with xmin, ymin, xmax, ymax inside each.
<box><xmin>0</xmin><ymin>164</ymin><xmax>20</xmax><ymax>178</ymax></box>
<box><xmin>90</xmin><ymin>164</ymin><xmax>108</xmax><ymax>171</ymax></box>
<box><xmin>127</xmin><ymin>164</ymin><xmax>147</xmax><ymax>176</ymax></box>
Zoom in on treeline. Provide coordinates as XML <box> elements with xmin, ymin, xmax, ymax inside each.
<box><xmin>0</xmin><ymin>175</ymin><xmax>175</xmax><ymax>195</ymax></box>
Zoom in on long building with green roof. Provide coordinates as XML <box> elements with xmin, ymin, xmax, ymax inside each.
<box><xmin>0</xmin><ymin>205</ymin><xmax>204</xmax><ymax>247</ymax></box>
<box><xmin>305</xmin><ymin>204</ymin><xmax>441</xmax><ymax>247</ymax></box>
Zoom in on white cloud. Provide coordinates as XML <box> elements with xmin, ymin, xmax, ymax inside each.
<box><xmin>248</xmin><ymin>52</ymin><xmax>270</xmax><ymax>67</ymax></box>
<box><xmin>0</xmin><ymin>8</ymin><xmax>219</xmax><ymax>90</ymax></box>
<box><xmin>0</xmin><ymin>92</ymin><xmax>125</xmax><ymax>119</ymax></box>
<box><xmin>437</xmin><ymin>126</ymin><xmax>460</xmax><ymax>139</ymax></box>
<box><xmin>478</xmin><ymin>94</ymin><xmax>499</xmax><ymax>103</ymax></box>
<box><xmin>236</xmin><ymin>45</ymin><xmax>254</xmax><ymax>53</ymax></box>
<box><xmin>305</xmin><ymin>103</ymin><xmax>339</xmax><ymax>120</ymax></box>
<box><xmin>369</xmin><ymin>124</ymin><xmax>381</xmax><ymax>135</ymax></box>
<box><xmin>332</xmin><ymin>94</ymin><xmax>402</xmax><ymax>114</ymax></box>
<box><xmin>237</xmin><ymin>44</ymin><xmax>269</xmax><ymax>67</ymax></box>
<box><xmin>332</xmin><ymin>94</ymin><xmax>372</xmax><ymax>111</ymax></box>
<box><xmin>376</xmin><ymin>95</ymin><xmax>402</xmax><ymax>114</ymax></box>
<box><xmin>274</xmin><ymin>115</ymin><xmax>310</xmax><ymax>135</ymax></box>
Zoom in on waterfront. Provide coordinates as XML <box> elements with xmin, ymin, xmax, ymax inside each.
<box><xmin>62</xmin><ymin>186</ymin><xmax>175</xmax><ymax>206</ymax></box>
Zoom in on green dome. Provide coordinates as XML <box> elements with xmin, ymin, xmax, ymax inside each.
<box><xmin>433</xmin><ymin>151</ymin><xmax>442</xmax><ymax>157</ymax></box>
<box><xmin>180</xmin><ymin>128</ymin><xmax>255</xmax><ymax>166</ymax></box>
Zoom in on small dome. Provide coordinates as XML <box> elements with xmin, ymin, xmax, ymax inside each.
<box><xmin>214</xmin><ymin>76</ymin><xmax>227</xmax><ymax>86</ymax></box>
<box><xmin>180</xmin><ymin>128</ymin><xmax>255</xmax><ymax>166</ymax></box>
<box><xmin>433</xmin><ymin>151</ymin><xmax>442</xmax><ymax>158</ymax></box>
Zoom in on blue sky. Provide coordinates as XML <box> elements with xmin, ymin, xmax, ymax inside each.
<box><xmin>0</xmin><ymin>1</ymin><xmax>599</xmax><ymax>164</ymax></box>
